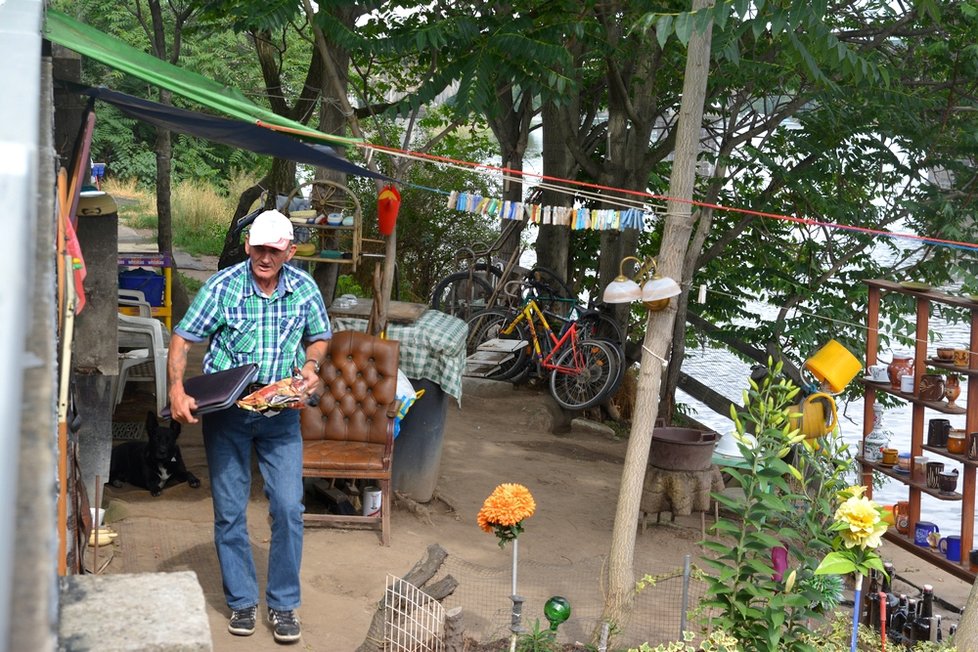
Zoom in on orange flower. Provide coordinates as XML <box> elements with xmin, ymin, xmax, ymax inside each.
<box><xmin>477</xmin><ymin>483</ymin><xmax>536</xmax><ymax>535</ymax></box>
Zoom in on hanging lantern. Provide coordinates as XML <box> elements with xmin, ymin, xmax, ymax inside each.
<box><xmin>377</xmin><ymin>184</ymin><xmax>401</xmax><ymax>236</ymax></box>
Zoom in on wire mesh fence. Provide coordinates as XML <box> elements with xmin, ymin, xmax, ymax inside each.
<box><xmin>385</xmin><ymin>574</ymin><xmax>447</xmax><ymax>652</ymax></box>
<box><xmin>436</xmin><ymin>553</ymin><xmax>708</xmax><ymax>650</ymax></box>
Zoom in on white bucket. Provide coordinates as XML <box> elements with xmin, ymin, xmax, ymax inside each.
<box><xmin>362</xmin><ymin>486</ymin><xmax>382</xmax><ymax>517</ymax></box>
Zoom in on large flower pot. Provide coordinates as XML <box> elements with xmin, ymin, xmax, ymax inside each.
<box><xmin>650</xmin><ymin>427</ymin><xmax>718</xmax><ymax>472</ymax></box>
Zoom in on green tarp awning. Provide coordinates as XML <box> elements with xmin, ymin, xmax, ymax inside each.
<box><xmin>44</xmin><ymin>9</ymin><xmax>359</xmax><ymax>147</ymax></box>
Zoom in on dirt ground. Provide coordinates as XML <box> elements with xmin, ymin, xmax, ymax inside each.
<box><xmin>99</xmin><ymin>371</ymin><xmax>974</xmax><ymax>652</ymax></box>
<box><xmin>103</xmin><ymin>230</ymin><xmax>974</xmax><ymax>650</ymax></box>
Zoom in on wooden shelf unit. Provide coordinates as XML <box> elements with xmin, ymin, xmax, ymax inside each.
<box><xmin>290</xmin><ymin>219</ymin><xmax>362</xmax><ymax>269</ymax></box>
<box><xmin>862</xmin><ymin>279</ymin><xmax>978</xmax><ymax>582</ymax></box>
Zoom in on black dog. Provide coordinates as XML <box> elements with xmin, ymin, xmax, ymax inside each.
<box><xmin>109</xmin><ymin>412</ymin><xmax>200</xmax><ymax>496</ymax></box>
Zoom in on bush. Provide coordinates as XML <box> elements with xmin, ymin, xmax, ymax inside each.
<box><xmin>698</xmin><ymin>359</ymin><xmax>857</xmax><ymax>651</ymax></box>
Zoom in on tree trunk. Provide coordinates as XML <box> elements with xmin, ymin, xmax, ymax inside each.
<box><xmin>955</xmin><ymin>581</ymin><xmax>978</xmax><ymax>648</ymax></box>
<box><xmin>355</xmin><ymin>543</ymin><xmax>454</xmax><ymax>652</ymax></box>
<box><xmin>601</xmin><ymin>0</ymin><xmax>714</xmax><ymax>630</ymax></box>
<box><xmin>218</xmin><ymin>174</ymin><xmax>270</xmax><ymax>270</ymax></box>
<box><xmin>535</xmin><ymin>102</ymin><xmax>575</xmax><ymax>284</ymax></box>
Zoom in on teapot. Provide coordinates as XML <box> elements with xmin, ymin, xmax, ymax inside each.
<box><xmin>789</xmin><ymin>392</ymin><xmax>839</xmax><ymax>440</ymax></box>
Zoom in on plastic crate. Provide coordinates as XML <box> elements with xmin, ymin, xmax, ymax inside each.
<box><xmin>119</xmin><ymin>268</ymin><xmax>165</xmax><ymax>306</ymax></box>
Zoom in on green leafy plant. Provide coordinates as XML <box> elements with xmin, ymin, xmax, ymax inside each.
<box><xmin>516</xmin><ymin>619</ymin><xmax>559</xmax><ymax>652</ymax></box>
<box><xmin>699</xmin><ymin>359</ymin><xmax>858</xmax><ymax>651</ymax></box>
<box><xmin>628</xmin><ymin>629</ymin><xmax>739</xmax><ymax>652</ymax></box>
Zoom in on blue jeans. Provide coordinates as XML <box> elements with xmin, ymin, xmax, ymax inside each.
<box><xmin>202</xmin><ymin>407</ymin><xmax>305</xmax><ymax>612</ymax></box>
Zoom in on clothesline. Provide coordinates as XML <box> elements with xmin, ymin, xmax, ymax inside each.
<box><xmin>360</xmin><ymin>140</ymin><xmax>978</xmax><ymax>251</ymax></box>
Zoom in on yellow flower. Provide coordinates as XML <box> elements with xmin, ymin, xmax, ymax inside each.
<box><xmin>835</xmin><ymin>484</ymin><xmax>867</xmax><ymax>503</ymax></box>
<box><xmin>834</xmin><ymin>496</ymin><xmax>887</xmax><ymax>550</ymax></box>
<box><xmin>477</xmin><ymin>483</ymin><xmax>536</xmax><ymax>533</ymax></box>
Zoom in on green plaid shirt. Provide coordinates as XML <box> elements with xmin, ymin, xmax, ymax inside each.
<box><xmin>175</xmin><ymin>261</ymin><xmax>331</xmax><ymax>383</ymax></box>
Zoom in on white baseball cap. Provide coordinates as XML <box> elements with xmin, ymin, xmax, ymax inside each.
<box><xmin>248</xmin><ymin>209</ymin><xmax>294</xmax><ymax>250</ymax></box>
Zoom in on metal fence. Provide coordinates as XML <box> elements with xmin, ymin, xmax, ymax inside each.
<box><xmin>437</xmin><ymin>553</ymin><xmax>706</xmax><ymax>650</ymax></box>
<box><xmin>385</xmin><ymin>574</ymin><xmax>447</xmax><ymax>652</ymax></box>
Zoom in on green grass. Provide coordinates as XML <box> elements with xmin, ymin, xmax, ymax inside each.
<box><xmin>104</xmin><ymin>173</ymin><xmax>256</xmax><ymax>257</ymax></box>
<box><xmin>178</xmin><ymin>272</ymin><xmax>204</xmax><ymax>297</ymax></box>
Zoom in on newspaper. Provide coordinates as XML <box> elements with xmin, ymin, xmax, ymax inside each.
<box><xmin>236</xmin><ymin>374</ymin><xmax>312</xmax><ymax>414</ymax></box>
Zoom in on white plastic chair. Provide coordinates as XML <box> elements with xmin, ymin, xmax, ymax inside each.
<box><xmin>118</xmin><ymin>288</ymin><xmax>153</xmax><ymax>317</ymax></box>
<box><xmin>114</xmin><ymin>314</ymin><xmax>168</xmax><ymax>416</ymax></box>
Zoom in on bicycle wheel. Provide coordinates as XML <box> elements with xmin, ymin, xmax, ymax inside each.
<box><xmin>432</xmin><ymin>271</ymin><xmax>495</xmax><ymax>320</ymax></box>
<box><xmin>593</xmin><ymin>337</ymin><xmax>627</xmax><ymax>397</ymax></box>
<box><xmin>548</xmin><ymin>338</ymin><xmax>620</xmax><ymax>410</ymax></box>
<box><xmin>465</xmin><ymin>309</ymin><xmax>531</xmax><ymax>381</ymax></box>
<box><xmin>575</xmin><ymin>310</ymin><xmax>625</xmax><ymax>345</ymax></box>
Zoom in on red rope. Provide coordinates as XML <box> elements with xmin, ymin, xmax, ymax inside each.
<box><xmin>364</xmin><ymin>141</ymin><xmax>978</xmax><ymax>251</ymax></box>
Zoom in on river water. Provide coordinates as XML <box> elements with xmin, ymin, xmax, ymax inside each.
<box><xmin>677</xmin><ymin>313</ymin><xmax>973</xmax><ymax>538</ymax></box>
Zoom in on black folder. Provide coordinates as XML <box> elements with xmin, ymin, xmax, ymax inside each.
<box><xmin>160</xmin><ymin>363</ymin><xmax>259</xmax><ymax>418</ymax></box>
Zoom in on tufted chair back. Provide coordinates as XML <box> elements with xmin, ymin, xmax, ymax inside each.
<box><xmin>300</xmin><ymin>330</ymin><xmax>400</xmax><ymax>545</ymax></box>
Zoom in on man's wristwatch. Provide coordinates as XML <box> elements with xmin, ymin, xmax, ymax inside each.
<box><xmin>304</xmin><ymin>359</ymin><xmax>321</xmax><ymax>374</ymax></box>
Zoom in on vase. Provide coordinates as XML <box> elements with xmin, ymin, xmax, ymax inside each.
<box><xmin>887</xmin><ymin>353</ymin><xmax>913</xmax><ymax>391</ymax></box>
<box><xmin>945</xmin><ymin>374</ymin><xmax>961</xmax><ymax>408</ymax></box>
<box><xmin>863</xmin><ymin>404</ymin><xmax>892</xmax><ymax>463</ymax></box>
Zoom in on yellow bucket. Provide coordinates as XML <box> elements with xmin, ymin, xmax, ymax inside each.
<box><xmin>804</xmin><ymin>339</ymin><xmax>862</xmax><ymax>393</ymax></box>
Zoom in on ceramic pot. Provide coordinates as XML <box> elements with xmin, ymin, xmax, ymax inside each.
<box><xmin>887</xmin><ymin>354</ymin><xmax>914</xmax><ymax>391</ymax></box>
<box><xmin>948</xmin><ymin>431</ymin><xmax>968</xmax><ymax>455</ymax></box>
<box><xmin>918</xmin><ymin>373</ymin><xmax>945</xmax><ymax>401</ymax></box>
<box><xmin>938</xmin><ymin>470</ymin><xmax>959</xmax><ymax>495</ymax></box>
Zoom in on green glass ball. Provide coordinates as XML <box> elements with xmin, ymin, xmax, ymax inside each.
<box><xmin>544</xmin><ymin>596</ymin><xmax>571</xmax><ymax>628</ymax></box>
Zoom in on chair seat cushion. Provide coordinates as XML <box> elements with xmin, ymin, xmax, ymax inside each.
<box><xmin>303</xmin><ymin>440</ymin><xmax>388</xmax><ymax>472</ymax></box>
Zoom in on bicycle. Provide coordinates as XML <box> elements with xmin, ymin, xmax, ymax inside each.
<box><xmin>431</xmin><ymin>259</ymin><xmax>574</xmax><ymax>320</ymax></box>
<box><xmin>465</xmin><ymin>283</ymin><xmax>624</xmax><ymax>410</ymax></box>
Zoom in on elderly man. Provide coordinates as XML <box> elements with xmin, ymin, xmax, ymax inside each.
<box><xmin>167</xmin><ymin>209</ymin><xmax>330</xmax><ymax>644</ymax></box>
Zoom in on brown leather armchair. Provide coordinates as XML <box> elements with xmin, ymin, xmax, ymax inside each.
<box><xmin>300</xmin><ymin>330</ymin><xmax>400</xmax><ymax>545</ymax></box>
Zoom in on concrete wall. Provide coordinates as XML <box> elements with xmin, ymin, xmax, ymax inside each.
<box><xmin>0</xmin><ymin>0</ymin><xmax>54</xmax><ymax>650</ymax></box>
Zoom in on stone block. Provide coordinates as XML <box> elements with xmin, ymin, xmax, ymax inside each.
<box><xmin>59</xmin><ymin>571</ymin><xmax>211</xmax><ymax>651</ymax></box>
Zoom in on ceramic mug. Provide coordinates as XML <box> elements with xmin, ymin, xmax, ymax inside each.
<box><xmin>868</xmin><ymin>364</ymin><xmax>889</xmax><ymax>382</ymax></box>
<box><xmin>939</xmin><ymin>470</ymin><xmax>960</xmax><ymax>494</ymax></box>
<box><xmin>940</xmin><ymin>535</ymin><xmax>963</xmax><ymax>562</ymax></box>
<box><xmin>915</xmin><ymin>521</ymin><xmax>940</xmax><ymax>547</ymax></box>
<box><xmin>926</xmin><ymin>461</ymin><xmax>945</xmax><ymax>489</ymax></box>
<box><xmin>954</xmin><ymin>348</ymin><xmax>970</xmax><ymax>367</ymax></box>
<box><xmin>913</xmin><ymin>455</ymin><xmax>928</xmax><ymax>483</ymax></box>
<box><xmin>882</xmin><ymin>448</ymin><xmax>899</xmax><ymax>465</ymax></box>
<box><xmin>900</xmin><ymin>374</ymin><xmax>915</xmax><ymax>393</ymax></box>
<box><xmin>895</xmin><ymin>501</ymin><xmax>911</xmax><ymax>535</ymax></box>
<box><xmin>928</xmin><ymin>418</ymin><xmax>951</xmax><ymax>447</ymax></box>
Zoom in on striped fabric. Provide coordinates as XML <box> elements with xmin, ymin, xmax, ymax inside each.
<box><xmin>175</xmin><ymin>261</ymin><xmax>331</xmax><ymax>383</ymax></box>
